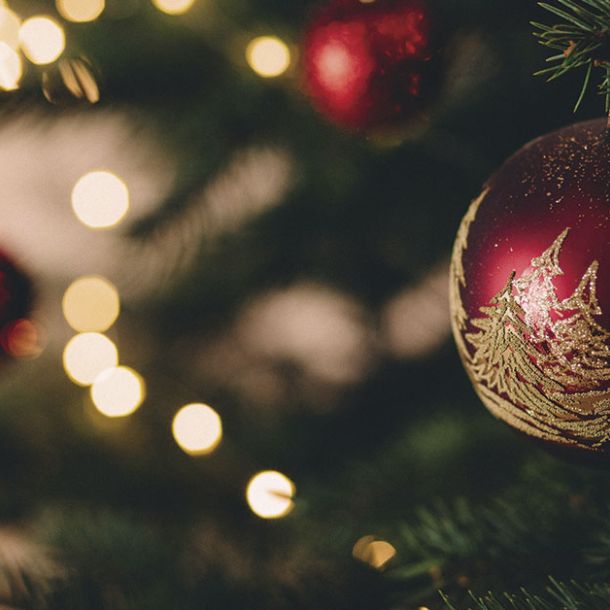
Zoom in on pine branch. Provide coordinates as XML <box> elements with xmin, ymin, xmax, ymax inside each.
<box><xmin>385</xmin><ymin>467</ymin><xmax>610</xmax><ymax>607</ymax></box>
<box><xmin>389</xmin><ymin>489</ymin><xmax>588</xmax><ymax>587</ymax></box>
<box><xmin>440</xmin><ymin>577</ymin><xmax>610</xmax><ymax>609</ymax></box>
<box><xmin>39</xmin><ymin>508</ymin><xmax>191</xmax><ymax>609</ymax></box>
<box><xmin>532</xmin><ymin>0</ymin><xmax>610</xmax><ymax>114</ymax></box>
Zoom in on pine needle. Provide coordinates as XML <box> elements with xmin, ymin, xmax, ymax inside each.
<box><xmin>532</xmin><ymin>0</ymin><xmax>610</xmax><ymax>112</ymax></box>
<box><xmin>441</xmin><ymin>577</ymin><xmax>610</xmax><ymax>609</ymax></box>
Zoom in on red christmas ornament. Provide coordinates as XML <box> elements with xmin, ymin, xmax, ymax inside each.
<box><xmin>302</xmin><ymin>0</ymin><xmax>441</xmax><ymax>131</ymax></box>
<box><xmin>450</xmin><ymin>118</ymin><xmax>610</xmax><ymax>460</ymax></box>
<box><xmin>0</xmin><ymin>251</ymin><xmax>33</xmax><ymax>361</ymax></box>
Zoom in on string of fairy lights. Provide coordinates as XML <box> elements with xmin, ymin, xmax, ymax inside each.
<box><xmin>0</xmin><ymin>0</ymin><xmax>401</xmax><ymax>569</ymax></box>
<box><xmin>0</xmin><ymin>0</ymin><xmax>293</xmax><ymax>95</ymax></box>
<box><xmin>0</xmin><ymin>0</ymin><xmax>297</xmax><ymax>522</ymax></box>
<box><xmin>60</xmin><ymin>165</ymin><xmax>298</xmax><ymax>519</ymax></box>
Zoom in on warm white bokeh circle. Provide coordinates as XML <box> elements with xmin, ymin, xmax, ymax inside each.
<box><xmin>71</xmin><ymin>170</ymin><xmax>130</xmax><ymax>229</ymax></box>
<box><xmin>151</xmin><ymin>0</ymin><xmax>195</xmax><ymax>15</ymax></box>
<box><xmin>19</xmin><ymin>17</ymin><xmax>65</xmax><ymax>65</ymax></box>
<box><xmin>352</xmin><ymin>536</ymin><xmax>397</xmax><ymax>570</ymax></box>
<box><xmin>56</xmin><ymin>0</ymin><xmax>105</xmax><ymax>23</ymax></box>
<box><xmin>62</xmin><ymin>275</ymin><xmax>120</xmax><ymax>332</ymax></box>
<box><xmin>63</xmin><ymin>333</ymin><xmax>118</xmax><ymax>386</ymax></box>
<box><xmin>246</xmin><ymin>470</ymin><xmax>295</xmax><ymax>519</ymax></box>
<box><xmin>246</xmin><ymin>36</ymin><xmax>291</xmax><ymax>78</ymax></box>
<box><xmin>172</xmin><ymin>403</ymin><xmax>223</xmax><ymax>456</ymax></box>
<box><xmin>0</xmin><ymin>41</ymin><xmax>21</xmax><ymax>90</ymax></box>
<box><xmin>0</xmin><ymin>6</ymin><xmax>21</xmax><ymax>49</ymax></box>
<box><xmin>91</xmin><ymin>366</ymin><xmax>145</xmax><ymax>417</ymax></box>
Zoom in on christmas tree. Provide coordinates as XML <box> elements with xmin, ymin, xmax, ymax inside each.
<box><xmin>0</xmin><ymin>0</ymin><xmax>609</xmax><ymax>609</ymax></box>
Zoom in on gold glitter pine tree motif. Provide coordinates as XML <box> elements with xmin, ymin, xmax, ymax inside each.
<box><xmin>449</xmin><ymin>189</ymin><xmax>488</xmax><ymax>360</ymax></box>
<box><xmin>512</xmin><ymin>229</ymin><xmax>610</xmax><ymax>393</ymax></box>
<box><xmin>465</xmin><ymin>272</ymin><xmax>564</xmax><ymax>416</ymax></box>
<box><xmin>463</xmin><ymin>229</ymin><xmax>610</xmax><ymax>449</ymax></box>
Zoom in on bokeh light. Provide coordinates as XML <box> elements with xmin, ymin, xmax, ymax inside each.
<box><xmin>63</xmin><ymin>332</ymin><xmax>118</xmax><ymax>386</ymax></box>
<box><xmin>71</xmin><ymin>170</ymin><xmax>130</xmax><ymax>229</ymax></box>
<box><xmin>0</xmin><ymin>6</ymin><xmax>21</xmax><ymax>49</ymax></box>
<box><xmin>172</xmin><ymin>403</ymin><xmax>223</xmax><ymax>456</ymax></box>
<box><xmin>151</xmin><ymin>0</ymin><xmax>196</xmax><ymax>15</ymax></box>
<box><xmin>246</xmin><ymin>470</ymin><xmax>295</xmax><ymax>519</ymax></box>
<box><xmin>43</xmin><ymin>58</ymin><xmax>101</xmax><ymax>105</ymax></box>
<box><xmin>352</xmin><ymin>536</ymin><xmax>397</xmax><ymax>570</ymax></box>
<box><xmin>59</xmin><ymin>58</ymin><xmax>100</xmax><ymax>103</ymax></box>
<box><xmin>0</xmin><ymin>41</ymin><xmax>21</xmax><ymax>90</ymax></box>
<box><xmin>381</xmin><ymin>263</ymin><xmax>451</xmax><ymax>360</ymax></box>
<box><xmin>56</xmin><ymin>0</ymin><xmax>105</xmax><ymax>23</ymax></box>
<box><xmin>62</xmin><ymin>275</ymin><xmax>120</xmax><ymax>333</ymax></box>
<box><xmin>19</xmin><ymin>17</ymin><xmax>65</xmax><ymax>65</ymax></box>
<box><xmin>91</xmin><ymin>366</ymin><xmax>145</xmax><ymax>417</ymax></box>
<box><xmin>237</xmin><ymin>283</ymin><xmax>372</xmax><ymax>385</ymax></box>
<box><xmin>2</xmin><ymin>319</ymin><xmax>44</xmax><ymax>359</ymax></box>
<box><xmin>246</xmin><ymin>36</ymin><xmax>291</xmax><ymax>78</ymax></box>
<box><xmin>368</xmin><ymin>541</ymin><xmax>396</xmax><ymax>569</ymax></box>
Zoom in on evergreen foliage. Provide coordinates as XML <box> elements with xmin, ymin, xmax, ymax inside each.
<box><xmin>0</xmin><ymin>1</ymin><xmax>607</xmax><ymax>609</ymax></box>
<box><xmin>533</xmin><ymin>0</ymin><xmax>610</xmax><ymax>111</ymax></box>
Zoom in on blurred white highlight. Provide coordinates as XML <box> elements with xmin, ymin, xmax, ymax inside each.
<box><xmin>380</xmin><ymin>262</ymin><xmax>450</xmax><ymax>359</ymax></box>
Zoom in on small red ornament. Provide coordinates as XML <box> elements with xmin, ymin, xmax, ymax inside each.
<box><xmin>302</xmin><ymin>0</ymin><xmax>441</xmax><ymax>131</ymax></box>
<box><xmin>450</xmin><ymin>119</ymin><xmax>610</xmax><ymax>460</ymax></box>
<box><xmin>0</xmin><ymin>251</ymin><xmax>33</xmax><ymax>361</ymax></box>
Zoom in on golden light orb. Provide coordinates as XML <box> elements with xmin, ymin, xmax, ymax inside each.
<box><xmin>246</xmin><ymin>36</ymin><xmax>291</xmax><ymax>78</ymax></box>
<box><xmin>352</xmin><ymin>536</ymin><xmax>397</xmax><ymax>570</ymax></box>
<box><xmin>172</xmin><ymin>403</ymin><xmax>223</xmax><ymax>456</ymax></box>
<box><xmin>19</xmin><ymin>17</ymin><xmax>65</xmax><ymax>65</ymax></box>
<box><xmin>71</xmin><ymin>170</ymin><xmax>130</xmax><ymax>229</ymax></box>
<box><xmin>0</xmin><ymin>41</ymin><xmax>21</xmax><ymax>90</ymax></box>
<box><xmin>63</xmin><ymin>332</ymin><xmax>118</xmax><ymax>386</ymax></box>
<box><xmin>62</xmin><ymin>275</ymin><xmax>120</xmax><ymax>333</ymax></box>
<box><xmin>246</xmin><ymin>470</ymin><xmax>295</xmax><ymax>519</ymax></box>
<box><xmin>0</xmin><ymin>6</ymin><xmax>21</xmax><ymax>49</ymax></box>
<box><xmin>56</xmin><ymin>0</ymin><xmax>105</xmax><ymax>23</ymax></box>
<box><xmin>91</xmin><ymin>366</ymin><xmax>145</xmax><ymax>418</ymax></box>
<box><xmin>151</xmin><ymin>0</ymin><xmax>196</xmax><ymax>15</ymax></box>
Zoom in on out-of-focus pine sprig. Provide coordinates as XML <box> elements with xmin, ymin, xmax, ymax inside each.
<box><xmin>441</xmin><ymin>578</ymin><xmax>610</xmax><ymax>610</ymax></box>
<box><xmin>532</xmin><ymin>0</ymin><xmax>610</xmax><ymax>113</ymax></box>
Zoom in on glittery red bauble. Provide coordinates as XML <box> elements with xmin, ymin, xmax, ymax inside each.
<box><xmin>0</xmin><ymin>251</ymin><xmax>33</xmax><ymax>361</ymax></box>
<box><xmin>302</xmin><ymin>0</ymin><xmax>440</xmax><ymax>131</ymax></box>
<box><xmin>450</xmin><ymin>119</ymin><xmax>610</xmax><ymax>460</ymax></box>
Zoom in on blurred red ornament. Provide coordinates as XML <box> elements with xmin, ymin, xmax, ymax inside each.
<box><xmin>302</xmin><ymin>0</ymin><xmax>441</xmax><ymax>131</ymax></box>
<box><xmin>450</xmin><ymin>119</ymin><xmax>610</xmax><ymax>461</ymax></box>
<box><xmin>0</xmin><ymin>252</ymin><xmax>33</xmax><ymax>361</ymax></box>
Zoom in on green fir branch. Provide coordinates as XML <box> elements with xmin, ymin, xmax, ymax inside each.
<box><xmin>532</xmin><ymin>0</ymin><xmax>610</xmax><ymax>113</ymax></box>
<box><xmin>440</xmin><ymin>577</ymin><xmax>610</xmax><ymax>609</ymax></box>
<box><xmin>389</xmin><ymin>489</ymin><xmax>588</xmax><ymax>586</ymax></box>
<box><xmin>385</xmin><ymin>463</ymin><xmax>610</xmax><ymax>608</ymax></box>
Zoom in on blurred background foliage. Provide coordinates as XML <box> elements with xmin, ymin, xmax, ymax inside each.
<box><xmin>0</xmin><ymin>0</ymin><xmax>606</xmax><ymax>608</ymax></box>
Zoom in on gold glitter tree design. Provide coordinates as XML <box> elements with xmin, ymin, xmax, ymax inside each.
<box><xmin>465</xmin><ymin>272</ymin><xmax>564</xmax><ymax>413</ymax></box>
<box><xmin>513</xmin><ymin>229</ymin><xmax>610</xmax><ymax>392</ymax></box>
<box><xmin>449</xmin><ymin>188</ymin><xmax>488</xmax><ymax>362</ymax></box>
<box><xmin>465</xmin><ymin>229</ymin><xmax>610</xmax><ymax>444</ymax></box>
